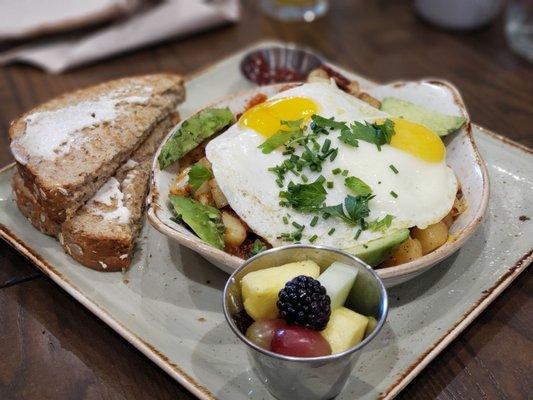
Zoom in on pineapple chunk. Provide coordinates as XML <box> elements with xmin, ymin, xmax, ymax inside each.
<box><xmin>241</xmin><ymin>261</ymin><xmax>320</xmax><ymax>321</ymax></box>
<box><xmin>364</xmin><ymin>316</ymin><xmax>378</xmax><ymax>338</ymax></box>
<box><xmin>321</xmin><ymin>307</ymin><xmax>369</xmax><ymax>354</ymax></box>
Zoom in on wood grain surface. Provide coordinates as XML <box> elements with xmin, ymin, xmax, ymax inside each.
<box><xmin>0</xmin><ymin>1</ymin><xmax>531</xmax><ymax>399</ymax></box>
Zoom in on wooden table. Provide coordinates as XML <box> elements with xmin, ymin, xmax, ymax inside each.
<box><xmin>1</xmin><ymin>2</ymin><xmax>531</xmax><ymax>399</ymax></box>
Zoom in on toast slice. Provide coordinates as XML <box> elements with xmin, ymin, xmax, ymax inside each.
<box><xmin>10</xmin><ymin>74</ymin><xmax>184</xmax><ymax>225</ymax></box>
<box><xmin>12</xmin><ymin>113</ymin><xmax>179</xmax><ymax>271</ymax></box>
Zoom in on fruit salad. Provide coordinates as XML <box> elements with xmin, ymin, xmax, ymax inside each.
<box><xmin>240</xmin><ymin>260</ymin><xmax>378</xmax><ymax>357</ymax></box>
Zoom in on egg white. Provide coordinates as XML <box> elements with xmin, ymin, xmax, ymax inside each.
<box><xmin>205</xmin><ymin>82</ymin><xmax>457</xmax><ymax>249</ymax></box>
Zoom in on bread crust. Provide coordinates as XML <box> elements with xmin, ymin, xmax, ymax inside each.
<box><xmin>12</xmin><ymin>172</ymin><xmax>60</xmax><ymax>236</ymax></box>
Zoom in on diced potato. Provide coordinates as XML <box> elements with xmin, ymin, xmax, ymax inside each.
<box><xmin>411</xmin><ymin>221</ymin><xmax>449</xmax><ymax>255</ymax></box>
<box><xmin>169</xmin><ymin>167</ymin><xmax>191</xmax><ymax>196</ymax></box>
<box><xmin>197</xmin><ymin>192</ymin><xmax>214</xmax><ymax>206</ymax></box>
<box><xmin>307</xmin><ymin>68</ymin><xmax>329</xmax><ymax>83</ymax></box>
<box><xmin>209</xmin><ymin>179</ymin><xmax>228</xmax><ymax>208</ymax></box>
<box><xmin>321</xmin><ymin>307</ymin><xmax>368</xmax><ymax>354</ymax></box>
<box><xmin>358</xmin><ymin>92</ymin><xmax>381</xmax><ymax>109</ymax></box>
<box><xmin>241</xmin><ymin>261</ymin><xmax>320</xmax><ymax>320</ymax></box>
<box><xmin>222</xmin><ymin>212</ymin><xmax>247</xmax><ymax>247</ymax></box>
<box><xmin>193</xmin><ymin>181</ymin><xmax>211</xmax><ymax>199</ymax></box>
<box><xmin>442</xmin><ymin>212</ymin><xmax>454</xmax><ymax>228</ymax></box>
<box><xmin>346</xmin><ymin>81</ymin><xmax>360</xmax><ymax>96</ymax></box>
<box><xmin>382</xmin><ymin>236</ymin><xmax>423</xmax><ymax>267</ymax></box>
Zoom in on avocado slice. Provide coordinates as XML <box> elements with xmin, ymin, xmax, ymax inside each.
<box><xmin>380</xmin><ymin>97</ymin><xmax>466</xmax><ymax>137</ymax></box>
<box><xmin>346</xmin><ymin>229</ymin><xmax>409</xmax><ymax>267</ymax></box>
<box><xmin>169</xmin><ymin>195</ymin><xmax>225</xmax><ymax>249</ymax></box>
<box><xmin>158</xmin><ymin>107</ymin><xmax>234</xmax><ymax>169</ymax></box>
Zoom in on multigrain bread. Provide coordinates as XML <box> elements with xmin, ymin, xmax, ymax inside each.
<box><xmin>10</xmin><ymin>74</ymin><xmax>184</xmax><ymax>225</ymax></box>
<box><xmin>12</xmin><ymin>113</ymin><xmax>179</xmax><ymax>272</ymax></box>
<box><xmin>12</xmin><ymin>171</ymin><xmax>61</xmax><ymax>236</ymax></box>
<box><xmin>60</xmin><ymin>113</ymin><xmax>179</xmax><ymax>271</ymax></box>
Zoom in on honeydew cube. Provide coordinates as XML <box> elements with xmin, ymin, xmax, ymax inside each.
<box><xmin>317</xmin><ymin>262</ymin><xmax>358</xmax><ymax>310</ymax></box>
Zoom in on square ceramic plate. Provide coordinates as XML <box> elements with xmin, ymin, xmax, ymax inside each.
<box><xmin>148</xmin><ymin>76</ymin><xmax>489</xmax><ymax>287</ymax></box>
<box><xmin>0</xmin><ymin>41</ymin><xmax>531</xmax><ymax>400</ymax></box>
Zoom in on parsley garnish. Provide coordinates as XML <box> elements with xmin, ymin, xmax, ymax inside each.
<box><xmin>344</xmin><ymin>176</ymin><xmax>372</xmax><ymax>196</ymax></box>
<box><xmin>368</xmin><ymin>214</ymin><xmax>394</xmax><ymax>232</ymax></box>
<box><xmin>310</xmin><ymin>115</ymin><xmax>348</xmax><ymax>134</ymax></box>
<box><xmin>340</xmin><ymin>119</ymin><xmax>395</xmax><ymax>149</ymax></box>
<box><xmin>279</xmin><ymin>176</ymin><xmax>327</xmax><ymax>212</ymax></box>
<box><xmin>188</xmin><ymin>163</ymin><xmax>213</xmax><ymax>193</ymax></box>
<box><xmin>249</xmin><ymin>239</ymin><xmax>267</xmax><ymax>257</ymax></box>
<box><xmin>321</xmin><ymin>194</ymin><xmax>373</xmax><ymax>226</ymax></box>
<box><xmin>258</xmin><ymin>119</ymin><xmax>304</xmax><ymax>154</ymax></box>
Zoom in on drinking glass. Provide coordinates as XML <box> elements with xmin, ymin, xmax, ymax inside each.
<box><xmin>261</xmin><ymin>0</ymin><xmax>329</xmax><ymax>22</ymax></box>
<box><xmin>506</xmin><ymin>0</ymin><xmax>533</xmax><ymax>61</ymax></box>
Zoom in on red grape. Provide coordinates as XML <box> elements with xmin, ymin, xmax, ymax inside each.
<box><xmin>271</xmin><ymin>326</ymin><xmax>332</xmax><ymax>357</ymax></box>
<box><xmin>245</xmin><ymin>319</ymin><xmax>287</xmax><ymax>349</ymax></box>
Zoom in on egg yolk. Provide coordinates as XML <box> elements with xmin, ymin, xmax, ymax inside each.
<box><xmin>240</xmin><ymin>97</ymin><xmax>318</xmax><ymax>138</ymax></box>
<box><xmin>389</xmin><ymin>118</ymin><xmax>445</xmax><ymax>163</ymax></box>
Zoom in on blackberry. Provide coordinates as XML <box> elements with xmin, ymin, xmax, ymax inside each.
<box><xmin>277</xmin><ymin>275</ymin><xmax>331</xmax><ymax>331</ymax></box>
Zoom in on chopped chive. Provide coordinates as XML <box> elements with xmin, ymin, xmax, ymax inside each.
<box><xmin>292</xmin><ymin>221</ymin><xmax>304</xmax><ymax>230</ymax></box>
<box><xmin>329</xmin><ymin>148</ymin><xmax>338</xmax><ymax>161</ymax></box>
<box><xmin>328</xmin><ymin>228</ymin><xmax>335</xmax><ymax>236</ymax></box>
<box><xmin>363</xmin><ymin>244</ymin><xmax>369</xmax><ymax>249</ymax></box>
<box><xmin>389</xmin><ymin>164</ymin><xmax>399</xmax><ymax>174</ymax></box>
<box><xmin>332</xmin><ymin>168</ymin><xmax>342</xmax><ymax>175</ymax></box>
<box><xmin>283</xmin><ymin>216</ymin><xmax>289</xmax><ymax>224</ymax></box>
<box><xmin>354</xmin><ymin>229</ymin><xmax>362</xmax><ymax>240</ymax></box>
<box><xmin>310</xmin><ymin>216</ymin><xmax>319</xmax><ymax>227</ymax></box>
<box><xmin>321</xmin><ymin>139</ymin><xmax>331</xmax><ymax>153</ymax></box>
<box><xmin>322</xmin><ymin>212</ymin><xmax>331</xmax><ymax>220</ymax></box>
<box><xmin>378</xmin><ymin>181</ymin><xmax>382</xmax><ymax>184</ymax></box>
<box><xmin>390</xmin><ymin>190</ymin><xmax>398</xmax><ymax>198</ymax></box>
<box><xmin>327</xmin><ymin>181</ymin><xmax>334</xmax><ymax>189</ymax></box>
<box><xmin>309</xmin><ymin>234</ymin><xmax>318</xmax><ymax>243</ymax></box>
<box><xmin>341</xmin><ymin>169</ymin><xmax>349</xmax><ymax>176</ymax></box>
<box><xmin>301</xmin><ymin>174</ymin><xmax>308</xmax><ymax>183</ymax></box>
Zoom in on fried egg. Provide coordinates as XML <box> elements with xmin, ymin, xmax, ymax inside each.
<box><xmin>205</xmin><ymin>82</ymin><xmax>457</xmax><ymax>249</ymax></box>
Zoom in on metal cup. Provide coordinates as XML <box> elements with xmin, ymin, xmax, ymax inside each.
<box><xmin>223</xmin><ymin>245</ymin><xmax>388</xmax><ymax>400</ymax></box>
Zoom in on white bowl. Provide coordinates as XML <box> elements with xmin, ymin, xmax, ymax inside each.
<box><xmin>147</xmin><ymin>80</ymin><xmax>489</xmax><ymax>287</ymax></box>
